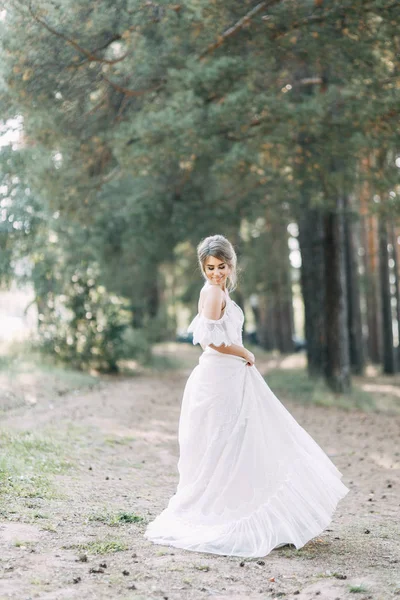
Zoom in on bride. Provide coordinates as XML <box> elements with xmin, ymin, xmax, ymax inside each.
<box><xmin>144</xmin><ymin>234</ymin><xmax>349</xmax><ymax>557</ymax></box>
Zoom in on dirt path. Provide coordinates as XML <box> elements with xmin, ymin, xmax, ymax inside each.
<box><xmin>1</xmin><ymin>351</ymin><xmax>399</xmax><ymax>600</ymax></box>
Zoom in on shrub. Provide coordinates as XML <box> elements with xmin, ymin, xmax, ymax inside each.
<box><xmin>36</xmin><ymin>267</ymin><xmax>137</xmax><ymax>372</ymax></box>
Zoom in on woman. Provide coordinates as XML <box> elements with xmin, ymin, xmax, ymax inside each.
<box><xmin>144</xmin><ymin>234</ymin><xmax>349</xmax><ymax>558</ymax></box>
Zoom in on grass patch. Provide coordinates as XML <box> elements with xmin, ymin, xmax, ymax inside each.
<box><xmin>0</xmin><ymin>430</ymin><xmax>72</xmax><ymax>509</ymax></box>
<box><xmin>104</xmin><ymin>436</ymin><xmax>135</xmax><ymax>447</ymax></box>
<box><xmin>119</xmin><ymin>352</ymin><xmax>185</xmax><ymax>373</ymax></box>
<box><xmin>88</xmin><ymin>510</ymin><xmax>145</xmax><ymax>526</ymax></box>
<box><xmin>40</xmin><ymin>523</ymin><xmax>57</xmax><ymax>532</ymax></box>
<box><xmin>0</xmin><ymin>341</ymin><xmax>99</xmax><ymax>391</ymax></box>
<box><xmin>0</xmin><ymin>353</ymin><xmax>14</xmax><ymax>370</ymax></box>
<box><xmin>194</xmin><ymin>564</ymin><xmax>210</xmax><ymax>572</ymax></box>
<box><xmin>266</xmin><ymin>369</ymin><xmax>376</xmax><ymax>411</ymax></box>
<box><xmin>150</xmin><ymin>342</ymin><xmax>203</xmax><ymax>371</ymax></box>
<box><xmin>115</xmin><ymin>512</ymin><xmax>144</xmax><ymax>524</ymax></box>
<box><xmin>349</xmin><ymin>585</ymin><xmax>368</xmax><ymax>593</ymax></box>
<box><xmin>30</xmin><ymin>577</ymin><xmax>49</xmax><ymax>586</ymax></box>
<box><xmin>147</xmin><ymin>353</ymin><xmax>185</xmax><ymax>370</ymax></box>
<box><xmin>14</xmin><ymin>540</ymin><xmax>34</xmax><ymax>548</ymax></box>
<box><xmin>69</xmin><ymin>539</ymin><xmax>128</xmax><ymax>554</ymax></box>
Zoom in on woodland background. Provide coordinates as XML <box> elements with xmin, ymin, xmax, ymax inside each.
<box><xmin>1</xmin><ymin>0</ymin><xmax>400</xmax><ymax>393</ymax></box>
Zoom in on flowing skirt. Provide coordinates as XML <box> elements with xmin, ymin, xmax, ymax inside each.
<box><xmin>144</xmin><ymin>347</ymin><xmax>349</xmax><ymax>558</ymax></box>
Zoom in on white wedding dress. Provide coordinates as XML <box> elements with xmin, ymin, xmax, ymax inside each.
<box><xmin>144</xmin><ymin>282</ymin><xmax>349</xmax><ymax>558</ymax></box>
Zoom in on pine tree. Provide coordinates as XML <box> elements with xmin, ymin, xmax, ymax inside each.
<box><xmin>1</xmin><ymin>0</ymin><xmax>399</xmax><ymax>382</ymax></box>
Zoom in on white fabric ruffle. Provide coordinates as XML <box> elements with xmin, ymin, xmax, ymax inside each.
<box><xmin>187</xmin><ymin>291</ymin><xmax>244</xmax><ymax>348</ymax></box>
<box><xmin>187</xmin><ymin>312</ymin><xmax>238</xmax><ymax>347</ymax></box>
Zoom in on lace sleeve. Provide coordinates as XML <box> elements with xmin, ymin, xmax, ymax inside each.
<box><xmin>187</xmin><ymin>313</ymin><xmax>235</xmax><ymax>348</ymax></box>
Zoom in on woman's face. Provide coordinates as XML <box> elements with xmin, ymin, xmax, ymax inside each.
<box><xmin>204</xmin><ymin>255</ymin><xmax>230</xmax><ymax>287</ymax></box>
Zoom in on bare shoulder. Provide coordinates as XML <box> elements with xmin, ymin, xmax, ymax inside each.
<box><xmin>204</xmin><ymin>284</ymin><xmax>224</xmax><ymax>300</ymax></box>
<box><xmin>200</xmin><ymin>285</ymin><xmax>225</xmax><ymax>319</ymax></box>
<box><xmin>199</xmin><ymin>284</ymin><xmax>224</xmax><ymax>305</ymax></box>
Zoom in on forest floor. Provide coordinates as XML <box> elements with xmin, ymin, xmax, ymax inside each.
<box><xmin>0</xmin><ymin>343</ymin><xmax>399</xmax><ymax>600</ymax></box>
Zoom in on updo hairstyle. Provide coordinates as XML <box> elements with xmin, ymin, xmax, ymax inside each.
<box><xmin>197</xmin><ymin>234</ymin><xmax>238</xmax><ymax>292</ymax></box>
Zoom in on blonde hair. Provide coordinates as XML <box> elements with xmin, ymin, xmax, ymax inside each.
<box><xmin>197</xmin><ymin>234</ymin><xmax>238</xmax><ymax>292</ymax></box>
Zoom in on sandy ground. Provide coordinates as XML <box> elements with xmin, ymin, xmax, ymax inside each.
<box><xmin>0</xmin><ymin>347</ymin><xmax>400</xmax><ymax>600</ymax></box>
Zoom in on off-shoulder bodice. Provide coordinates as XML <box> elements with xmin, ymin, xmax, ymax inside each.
<box><xmin>187</xmin><ymin>283</ymin><xmax>244</xmax><ymax>348</ymax></box>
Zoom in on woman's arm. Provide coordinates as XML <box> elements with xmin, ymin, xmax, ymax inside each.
<box><xmin>209</xmin><ymin>342</ymin><xmax>255</xmax><ymax>366</ymax></box>
<box><xmin>201</xmin><ymin>286</ymin><xmax>255</xmax><ymax>365</ymax></box>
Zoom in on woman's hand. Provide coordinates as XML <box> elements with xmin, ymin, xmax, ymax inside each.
<box><xmin>243</xmin><ymin>349</ymin><xmax>255</xmax><ymax>366</ymax></box>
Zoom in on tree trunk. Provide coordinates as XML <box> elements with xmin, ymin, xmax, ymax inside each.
<box><xmin>256</xmin><ymin>220</ymin><xmax>294</xmax><ymax>353</ymax></box>
<box><xmin>147</xmin><ymin>279</ymin><xmax>159</xmax><ymax>319</ymax></box>
<box><xmin>276</xmin><ymin>253</ymin><xmax>295</xmax><ymax>353</ymax></box>
<box><xmin>257</xmin><ymin>294</ymin><xmax>275</xmax><ymax>350</ymax></box>
<box><xmin>362</xmin><ymin>215</ymin><xmax>382</xmax><ymax>363</ymax></box>
<box><xmin>379</xmin><ymin>217</ymin><xmax>396</xmax><ymax>373</ymax></box>
<box><xmin>391</xmin><ymin>224</ymin><xmax>400</xmax><ymax>369</ymax></box>
<box><xmin>35</xmin><ymin>296</ymin><xmax>47</xmax><ymax>329</ymax></box>
<box><xmin>323</xmin><ymin>198</ymin><xmax>351</xmax><ymax>393</ymax></box>
<box><xmin>359</xmin><ymin>157</ymin><xmax>382</xmax><ymax>364</ymax></box>
<box><xmin>234</xmin><ymin>287</ymin><xmax>248</xmax><ymax>338</ymax></box>
<box><xmin>131</xmin><ymin>304</ymin><xmax>144</xmax><ymax>328</ymax></box>
<box><xmin>298</xmin><ymin>209</ymin><xmax>327</xmax><ymax>375</ymax></box>
<box><xmin>344</xmin><ymin>196</ymin><xmax>364</xmax><ymax>374</ymax></box>
<box><xmin>250</xmin><ymin>295</ymin><xmax>262</xmax><ymax>344</ymax></box>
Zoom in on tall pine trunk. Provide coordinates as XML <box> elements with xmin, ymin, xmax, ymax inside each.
<box><xmin>257</xmin><ymin>220</ymin><xmax>294</xmax><ymax>353</ymax></box>
<box><xmin>359</xmin><ymin>158</ymin><xmax>382</xmax><ymax>364</ymax></box>
<box><xmin>275</xmin><ymin>247</ymin><xmax>294</xmax><ymax>353</ymax></box>
<box><xmin>298</xmin><ymin>209</ymin><xmax>327</xmax><ymax>375</ymax></box>
<box><xmin>257</xmin><ymin>297</ymin><xmax>276</xmax><ymax>350</ymax></box>
<box><xmin>344</xmin><ymin>196</ymin><xmax>364</xmax><ymax>374</ymax></box>
<box><xmin>391</xmin><ymin>224</ymin><xmax>400</xmax><ymax>368</ymax></box>
<box><xmin>379</xmin><ymin>217</ymin><xmax>396</xmax><ymax>373</ymax></box>
<box><xmin>323</xmin><ymin>198</ymin><xmax>351</xmax><ymax>393</ymax></box>
<box><xmin>362</xmin><ymin>214</ymin><xmax>382</xmax><ymax>363</ymax></box>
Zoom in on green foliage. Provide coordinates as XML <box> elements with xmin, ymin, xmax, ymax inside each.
<box><xmin>120</xmin><ymin>326</ymin><xmax>151</xmax><ymax>358</ymax></box>
<box><xmin>37</xmin><ymin>264</ymin><xmax>132</xmax><ymax>372</ymax></box>
<box><xmin>0</xmin><ymin>0</ymin><xmax>399</xmax><ymax>373</ymax></box>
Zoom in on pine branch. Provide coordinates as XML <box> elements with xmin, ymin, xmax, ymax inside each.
<box><xmin>270</xmin><ymin>2</ymin><xmax>398</xmax><ymax>40</ymax></box>
<box><xmin>101</xmin><ymin>73</ymin><xmax>164</xmax><ymax>97</ymax></box>
<box><xmin>270</xmin><ymin>8</ymin><xmax>336</xmax><ymax>40</ymax></box>
<box><xmin>27</xmin><ymin>4</ymin><xmax>165</xmax><ymax>98</ymax></box>
<box><xmin>114</xmin><ymin>95</ymin><xmax>130</xmax><ymax>123</ymax></box>
<box><xmin>198</xmin><ymin>0</ymin><xmax>283</xmax><ymax>60</ymax></box>
<box><xmin>91</xmin><ymin>34</ymin><xmax>124</xmax><ymax>54</ymax></box>
<box><xmin>28</xmin><ymin>4</ymin><xmax>128</xmax><ymax>66</ymax></box>
<box><xmin>65</xmin><ymin>35</ymin><xmax>124</xmax><ymax>69</ymax></box>
<box><xmin>217</xmin><ymin>113</ymin><xmax>273</xmax><ymax>142</ymax></box>
<box><xmin>95</xmin><ymin>166</ymin><xmax>122</xmax><ymax>192</ymax></box>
